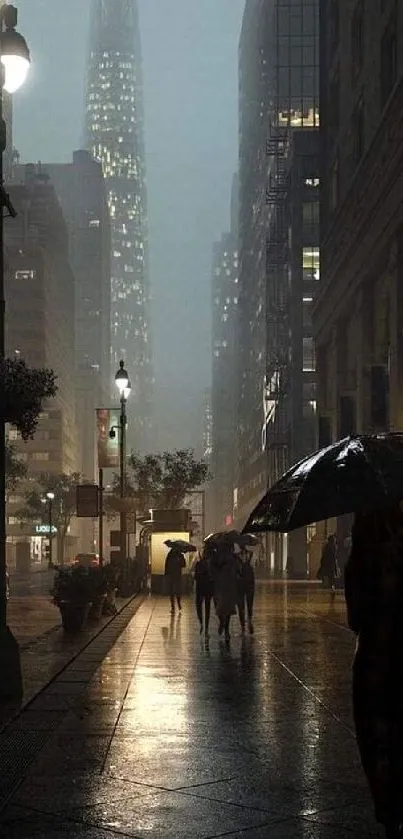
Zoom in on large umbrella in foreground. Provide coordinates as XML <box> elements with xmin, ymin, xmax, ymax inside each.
<box><xmin>243</xmin><ymin>433</ymin><xmax>403</xmax><ymax>534</ymax></box>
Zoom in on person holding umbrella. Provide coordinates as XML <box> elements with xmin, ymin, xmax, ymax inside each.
<box><xmin>208</xmin><ymin>535</ymin><xmax>240</xmax><ymax>642</ymax></box>
<box><xmin>345</xmin><ymin>505</ymin><xmax>403</xmax><ymax>838</ymax></box>
<box><xmin>164</xmin><ymin>540</ymin><xmax>190</xmax><ymax>614</ymax></box>
<box><xmin>193</xmin><ymin>549</ymin><xmax>214</xmax><ymax>639</ymax></box>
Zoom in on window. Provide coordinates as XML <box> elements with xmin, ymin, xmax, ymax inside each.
<box><xmin>380</xmin><ymin>12</ymin><xmax>397</xmax><ymax>108</ymax></box>
<box><xmin>7</xmin><ymin>429</ymin><xmax>20</xmax><ymax>441</ymax></box>
<box><xmin>352</xmin><ymin>96</ymin><xmax>365</xmax><ymax>166</ymax></box>
<box><xmin>303</xmin><ymin>297</ymin><xmax>313</xmax><ymax>328</ymax></box>
<box><xmin>303</xmin><ymin>337</ymin><xmax>316</xmax><ymax>372</ymax></box>
<box><xmin>351</xmin><ymin>2</ymin><xmax>364</xmax><ymax>82</ymax></box>
<box><xmin>330</xmin><ymin>153</ymin><xmax>339</xmax><ymax>210</ymax></box>
<box><xmin>302</xmin><ymin>202</ymin><xmax>319</xmax><ymax>232</ymax></box>
<box><xmin>302</xmin><ymin>247</ymin><xmax>320</xmax><ymax>282</ymax></box>
<box><xmin>32</xmin><ymin>452</ymin><xmax>49</xmax><ymax>461</ymax></box>
<box><xmin>328</xmin><ymin>71</ymin><xmax>340</xmax><ymax>140</ymax></box>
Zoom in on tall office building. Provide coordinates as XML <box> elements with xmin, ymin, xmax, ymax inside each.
<box><xmin>42</xmin><ymin>152</ymin><xmax>111</xmax><ymax>397</ymax></box>
<box><xmin>5</xmin><ymin>167</ymin><xmax>78</xmax><ymax>563</ymax></box>
<box><xmin>314</xmin><ymin>2</ymin><xmax>403</xmax><ymax>556</ymax></box>
<box><xmin>84</xmin><ymin>0</ymin><xmax>152</xmax><ymax>449</ymax></box>
<box><xmin>237</xmin><ymin>0</ymin><xmax>319</xmax><ymax>571</ymax></box>
<box><xmin>210</xmin><ymin>177</ymin><xmax>239</xmax><ymax>531</ymax></box>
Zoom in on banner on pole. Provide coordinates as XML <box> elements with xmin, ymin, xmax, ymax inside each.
<box><xmin>76</xmin><ymin>484</ymin><xmax>99</xmax><ymax>518</ymax></box>
<box><xmin>96</xmin><ymin>408</ymin><xmax>119</xmax><ymax>469</ymax></box>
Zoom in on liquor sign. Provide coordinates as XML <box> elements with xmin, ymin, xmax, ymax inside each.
<box><xmin>96</xmin><ymin>408</ymin><xmax>120</xmax><ymax>469</ymax></box>
<box><xmin>76</xmin><ymin>484</ymin><xmax>99</xmax><ymax>518</ymax></box>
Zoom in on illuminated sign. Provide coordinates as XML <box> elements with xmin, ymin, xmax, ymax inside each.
<box><xmin>35</xmin><ymin>525</ymin><xmax>57</xmax><ymax>535</ymax></box>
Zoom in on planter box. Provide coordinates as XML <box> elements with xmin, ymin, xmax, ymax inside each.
<box><xmin>59</xmin><ymin>601</ymin><xmax>91</xmax><ymax>633</ymax></box>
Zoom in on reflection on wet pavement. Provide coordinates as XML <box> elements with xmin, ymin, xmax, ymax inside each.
<box><xmin>0</xmin><ymin>583</ymin><xmax>383</xmax><ymax>838</ymax></box>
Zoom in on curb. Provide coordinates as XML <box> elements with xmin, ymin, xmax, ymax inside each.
<box><xmin>0</xmin><ymin>593</ymin><xmax>145</xmax><ymax>733</ymax></box>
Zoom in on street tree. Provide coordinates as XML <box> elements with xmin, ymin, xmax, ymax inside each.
<box><xmin>109</xmin><ymin>449</ymin><xmax>209</xmax><ymax>516</ymax></box>
<box><xmin>5</xmin><ymin>442</ymin><xmax>27</xmax><ymax>496</ymax></box>
<box><xmin>2</xmin><ymin>357</ymin><xmax>57</xmax><ymax>440</ymax></box>
<box><xmin>17</xmin><ymin>472</ymin><xmax>81</xmax><ymax>565</ymax></box>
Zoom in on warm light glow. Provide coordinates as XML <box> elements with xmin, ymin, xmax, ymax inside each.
<box><xmin>46</xmin><ymin>491</ymin><xmax>55</xmax><ymax>501</ymax></box>
<box><xmin>115</xmin><ymin>360</ymin><xmax>129</xmax><ymax>393</ymax></box>
<box><xmin>2</xmin><ymin>54</ymin><xmax>29</xmax><ymax>93</ymax></box>
<box><xmin>150</xmin><ymin>532</ymin><xmax>192</xmax><ymax>577</ymax></box>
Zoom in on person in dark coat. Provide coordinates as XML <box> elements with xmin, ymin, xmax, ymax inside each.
<box><xmin>318</xmin><ymin>534</ymin><xmax>338</xmax><ymax>590</ymax></box>
<box><xmin>237</xmin><ymin>549</ymin><xmax>255</xmax><ymax>634</ymax></box>
<box><xmin>210</xmin><ymin>544</ymin><xmax>239</xmax><ymax>642</ymax></box>
<box><xmin>164</xmin><ymin>547</ymin><xmax>186</xmax><ymax>614</ymax></box>
<box><xmin>194</xmin><ymin>551</ymin><xmax>214</xmax><ymax>638</ymax></box>
<box><xmin>345</xmin><ymin>504</ymin><xmax>403</xmax><ymax>838</ymax></box>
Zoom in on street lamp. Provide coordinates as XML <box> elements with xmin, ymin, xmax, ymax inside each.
<box><xmin>42</xmin><ymin>492</ymin><xmax>55</xmax><ymax>568</ymax></box>
<box><xmin>114</xmin><ymin>361</ymin><xmax>131</xmax><ymax>585</ymax></box>
<box><xmin>0</xmin><ymin>4</ymin><xmax>30</xmax><ymax>700</ymax></box>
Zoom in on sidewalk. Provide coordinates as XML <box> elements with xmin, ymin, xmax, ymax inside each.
<box><xmin>0</xmin><ymin>584</ymin><xmax>381</xmax><ymax>838</ymax></box>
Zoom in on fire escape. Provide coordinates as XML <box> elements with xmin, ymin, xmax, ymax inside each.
<box><xmin>264</xmin><ymin>123</ymin><xmax>291</xmax><ymax>481</ymax></box>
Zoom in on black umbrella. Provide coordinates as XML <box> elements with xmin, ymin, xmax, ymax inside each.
<box><xmin>204</xmin><ymin>530</ymin><xmax>240</xmax><ymax>546</ymax></box>
<box><xmin>164</xmin><ymin>539</ymin><xmax>196</xmax><ymax>552</ymax></box>
<box><xmin>243</xmin><ymin>433</ymin><xmax>403</xmax><ymax>534</ymax></box>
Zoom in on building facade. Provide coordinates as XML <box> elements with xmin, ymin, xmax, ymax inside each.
<box><xmin>40</xmin><ymin>152</ymin><xmax>111</xmax><ymax>484</ymax></box>
<box><xmin>84</xmin><ymin>0</ymin><xmax>152</xmax><ymax>450</ymax></box>
<box><xmin>5</xmin><ymin>168</ymin><xmax>77</xmax><ymax>563</ymax></box>
<box><xmin>211</xmin><ymin>232</ymin><xmax>239</xmax><ymax>531</ymax></box>
<box><xmin>314</xmin><ymin>0</ymin><xmax>403</xmax><ymax>553</ymax></box>
<box><xmin>237</xmin><ymin>0</ymin><xmax>319</xmax><ymax>571</ymax></box>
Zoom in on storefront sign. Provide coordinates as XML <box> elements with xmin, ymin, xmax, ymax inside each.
<box><xmin>35</xmin><ymin>524</ymin><xmax>57</xmax><ymax>535</ymax></box>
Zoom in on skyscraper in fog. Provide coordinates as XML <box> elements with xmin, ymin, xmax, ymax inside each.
<box><xmin>84</xmin><ymin>0</ymin><xmax>152</xmax><ymax>449</ymax></box>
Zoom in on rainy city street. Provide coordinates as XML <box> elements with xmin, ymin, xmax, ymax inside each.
<box><xmin>0</xmin><ymin>583</ymin><xmax>382</xmax><ymax>839</ymax></box>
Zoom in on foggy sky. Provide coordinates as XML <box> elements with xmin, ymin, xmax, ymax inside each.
<box><xmin>13</xmin><ymin>0</ymin><xmax>244</xmax><ymax>451</ymax></box>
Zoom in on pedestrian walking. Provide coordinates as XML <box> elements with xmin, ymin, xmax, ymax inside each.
<box><xmin>237</xmin><ymin>549</ymin><xmax>255</xmax><ymax>635</ymax></box>
<box><xmin>164</xmin><ymin>546</ymin><xmax>186</xmax><ymax>614</ymax></box>
<box><xmin>318</xmin><ymin>534</ymin><xmax>338</xmax><ymax>591</ymax></box>
<box><xmin>194</xmin><ymin>551</ymin><xmax>214</xmax><ymax>638</ymax></box>
<box><xmin>210</xmin><ymin>544</ymin><xmax>239</xmax><ymax>642</ymax></box>
<box><xmin>345</xmin><ymin>504</ymin><xmax>403</xmax><ymax>838</ymax></box>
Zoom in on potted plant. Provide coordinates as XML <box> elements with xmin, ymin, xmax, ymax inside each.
<box><xmin>51</xmin><ymin>566</ymin><xmax>92</xmax><ymax>632</ymax></box>
<box><xmin>87</xmin><ymin>566</ymin><xmax>108</xmax><ymax>621</ymax></box>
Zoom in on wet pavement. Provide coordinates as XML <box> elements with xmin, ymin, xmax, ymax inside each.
<box><xmin>0</xmin><ymin>583</ymin><xmax>382</xmax><ymax>838</ymax></box>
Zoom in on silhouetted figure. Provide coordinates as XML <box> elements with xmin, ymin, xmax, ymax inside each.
<box><xmin>345</xmin><ymin>505</ymin><xmax>403</xmax><ymax>838</ymax></box>
<box><xmin>318</xmin><ymin>534</ymin><xmax>338</xmax><ymax>591</ymax></box>
<box><xmin>165</xmin><ymin>547</ymin><xmax>186</xmax><ymax>614</ymax></box>
<box><xmin>194</xmin><ymin>552</ymin><xmax>214</xmax><ymax>638</ymax></box>
<box><xmin>237</xmin><ymin>549</ymin><xmax>255</xmax><ymax>634</ymax></box>
<box><xmin>210</xmin><ymin>544</ymin><xmax>238</xmax><ymax>642</ymax></box>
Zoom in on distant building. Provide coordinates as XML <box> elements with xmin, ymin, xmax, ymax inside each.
<box><xmin>84</xmin><ymin>0</ymin><xmax>152</xmax><ymax>450</ymax></box>
<box><xmin>210</xmin><ymin>178</ymin><xmax>239</xmax><ymax>532</ymax></box>
<box><xmin>41</xmin><ymin>151</ymin><xmax>111</xmax><ymax>398</ymax></box>
<box><xmin>40</xmin><ymin>152</ymin><xmax>111</xmax><ymax>484</ymax></box>
<box><xmin>237</xmin><ymin>0</ymin><xmax>319</xmax><ymax>572</ymax></box>
<box><xmin>314</xmin><ymin>1</ymin><xmax>403</xmax><ymax>551</ymax></box>
<box><xmin>5</xmin><ymin>168</ymin><xmax>78</xmax><ymax>564</ymax></box>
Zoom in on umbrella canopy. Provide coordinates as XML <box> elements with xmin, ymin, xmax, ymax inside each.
<box><xmin>243</xmin><ymin>433</ymin><xmax>403</xmax><ymax>534</ymax></box>
<box><xmin>164</xmin><ymin>539</ymin><xmax>196</xmax><ymax>552</ymax></box>
<box><xmin>204</xmin><ymin>530</ymin><xmax>240</xmax><ymax>546</ymax></box>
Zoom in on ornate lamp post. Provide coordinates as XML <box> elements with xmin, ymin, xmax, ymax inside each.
<box><xmin>0</xmin><ymin>4</ymin><xmax>30</xmax><ymax>700</ymax></box>
<box><xmin>41</xmin><ymin>491</ymin><xmax>55</xmax><ymax>568</ymax></box>
<box><xmin>114</xmin><ymin>361</ymin><xmax>131</xmax><ymax>582</ymax></box>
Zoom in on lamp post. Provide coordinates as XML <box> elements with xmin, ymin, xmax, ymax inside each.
<box><xmin>115</xmin><ymin>361</ymin><xmax>131</xmax><ymax>586</ymax></box>
<box><xmin>42</xmin><ymin>492</ymin><xmax>55</xmax><ymax>568</ymax></box>
<box><xmin>0</xmin><ymin>4</ymin><xmax>30</xmax><ymax>700</ymax></box>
